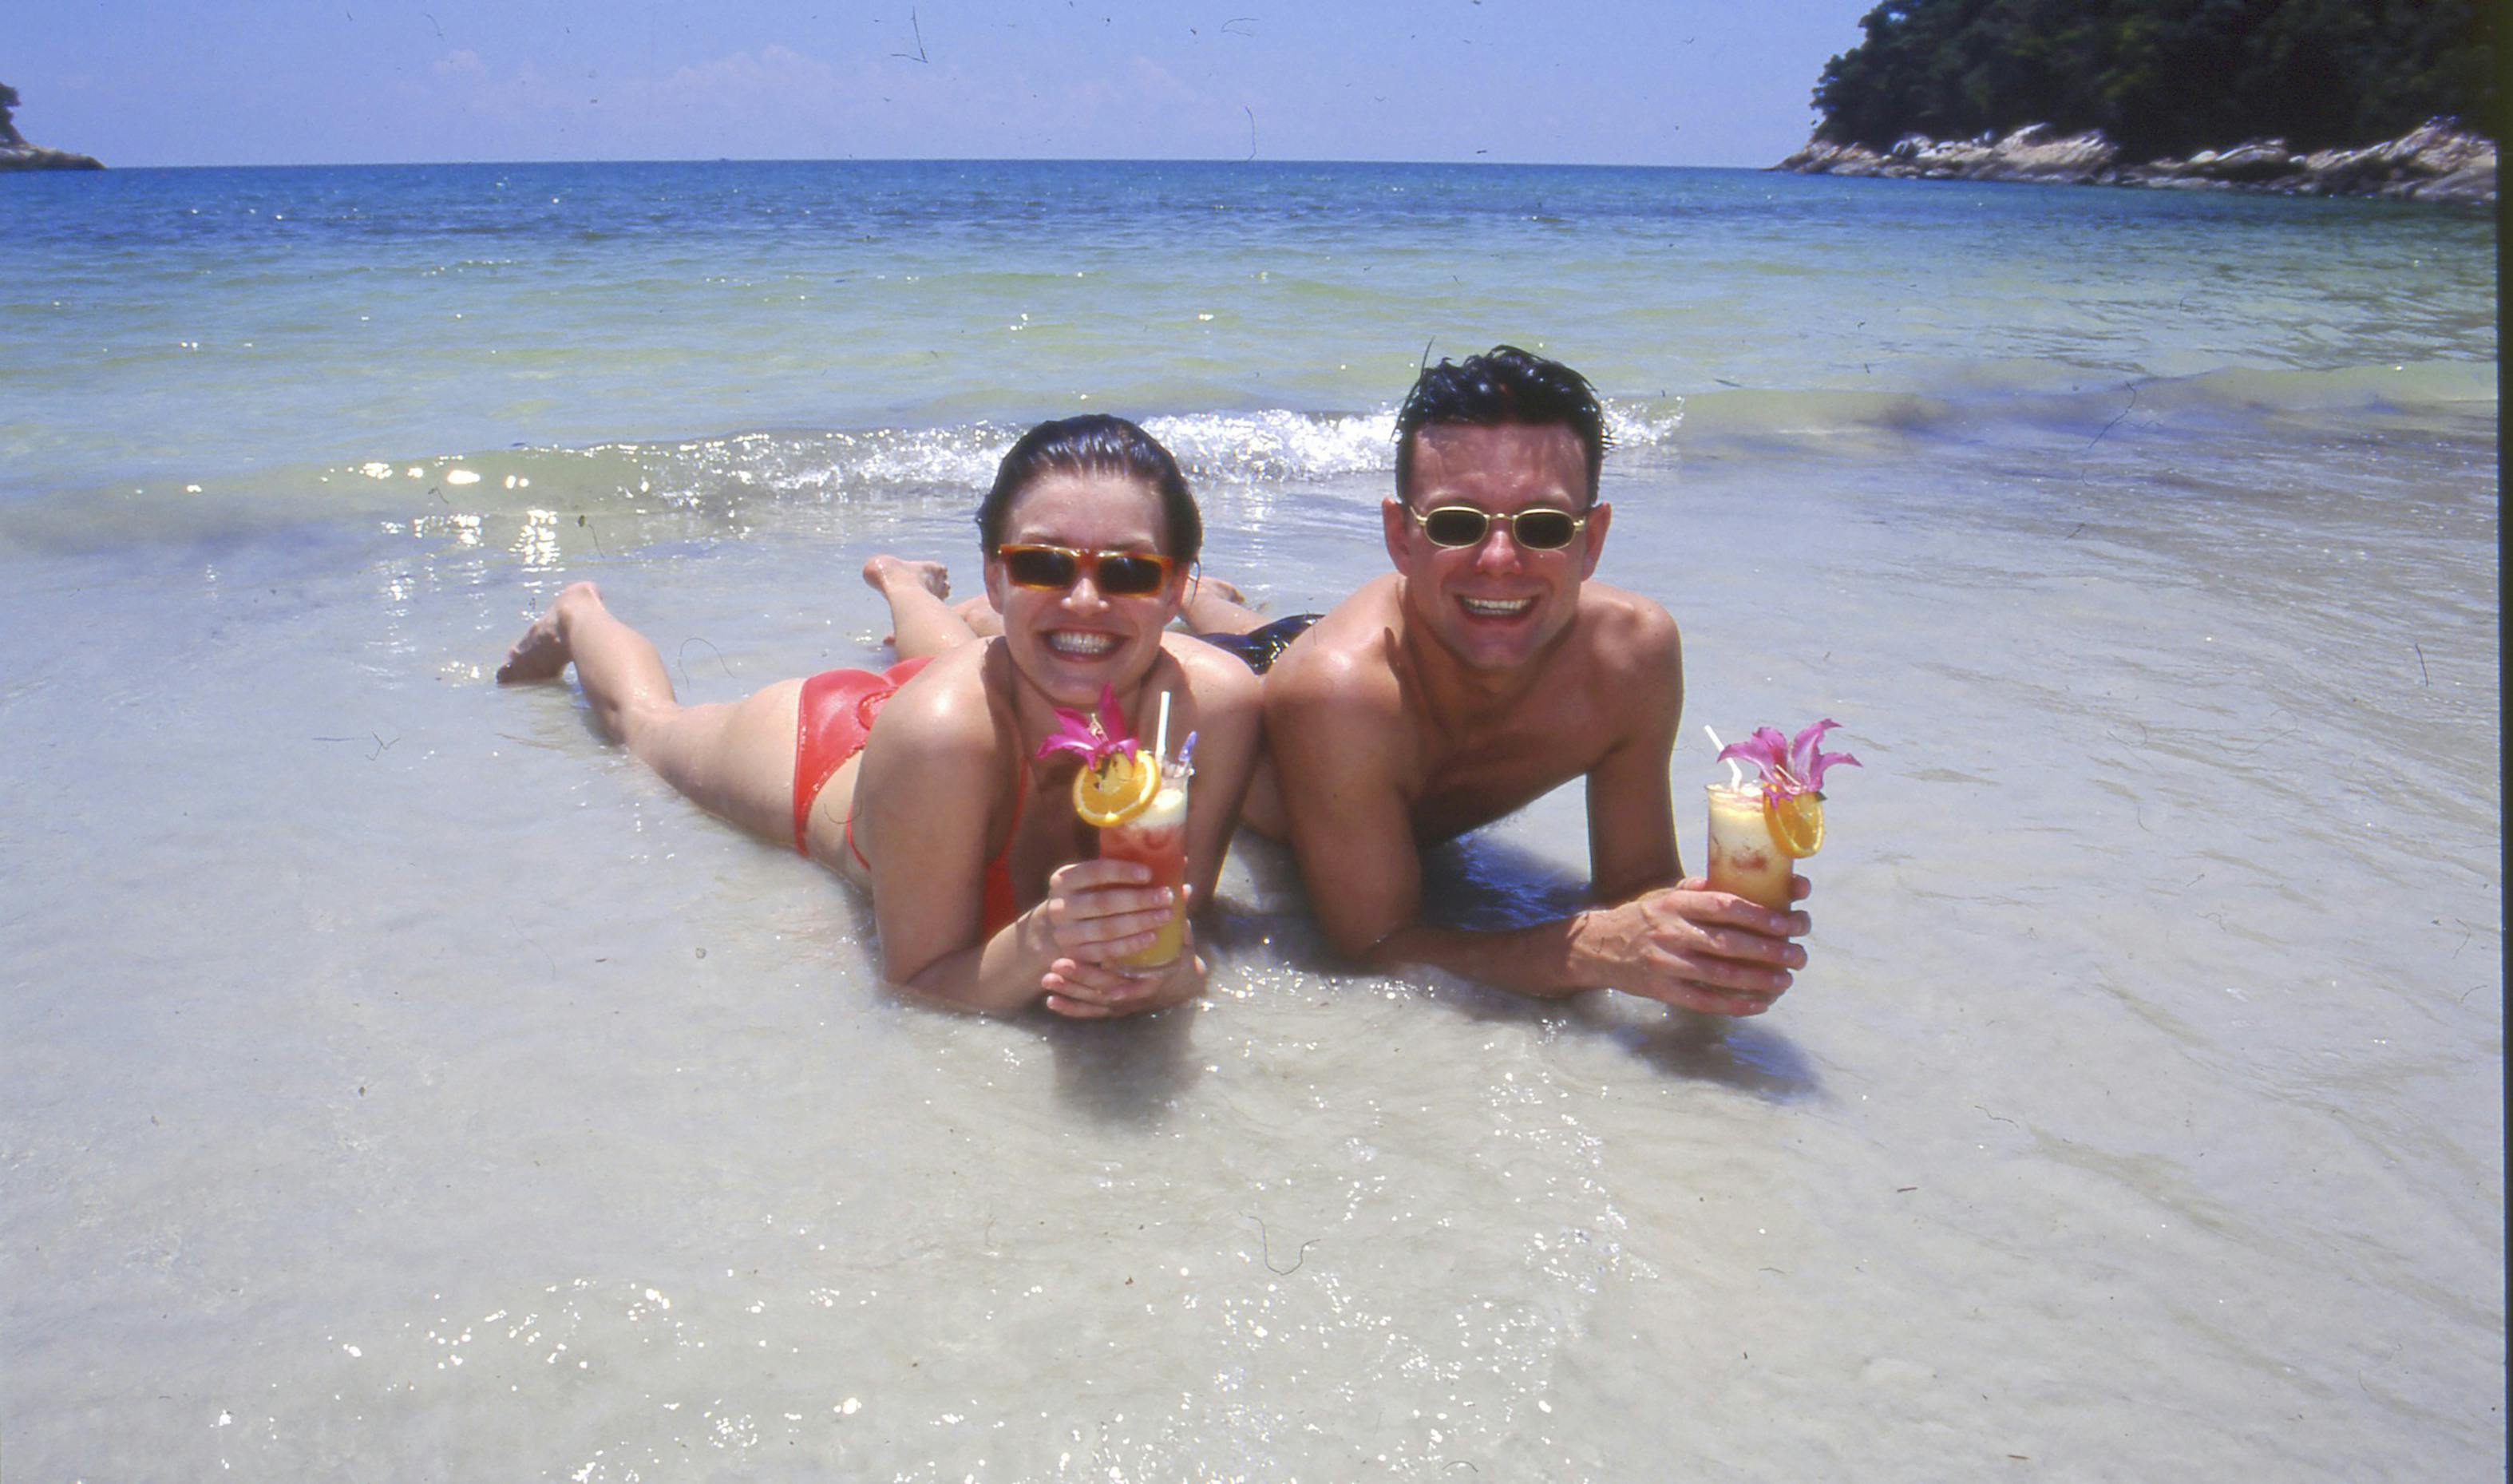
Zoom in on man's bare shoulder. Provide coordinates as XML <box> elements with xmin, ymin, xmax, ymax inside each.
<box><xmin>1574</xmin><ymin>582</ymin><xmax>1682</xmax><ymax>679</ymax></box>
<box><xmin>1263</xmin><ymin>576</ymin><xmax>1406</xmax><ymax>714</ymax></box>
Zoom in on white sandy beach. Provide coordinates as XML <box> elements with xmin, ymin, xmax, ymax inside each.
<box><xmin>3</xmin><ymin>375</ymin><xmax>2498</xmax><ymax>1477</ymax></box>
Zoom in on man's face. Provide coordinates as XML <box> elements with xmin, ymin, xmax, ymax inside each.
<box><xmin>1382</xmin><ymin>421</ymin><xmax>1608</xmax><ymax>674</ymax></box>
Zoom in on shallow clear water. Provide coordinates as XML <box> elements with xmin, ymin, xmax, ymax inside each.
<box><xmin>2</xmin><ymin>159</ymin><xmax>2495</xmax><ymax>505</ymax></box>
<box><xmin>0</xmin><ymin>161</ymin><xmax>2499</xmax><ymax>1479</ymax></box>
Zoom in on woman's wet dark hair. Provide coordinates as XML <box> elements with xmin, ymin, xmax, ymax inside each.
<box><xmin>1393</xmin><ymin>345</ymin><xmax>1611</xmax><ymax>505</ymax></box>
<box><xmin>976</xmin><ymin>415</ymin><xmax>1203</xmax><ymax>565</ymax></box>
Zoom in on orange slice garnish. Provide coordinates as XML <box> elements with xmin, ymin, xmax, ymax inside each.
<box><xmin>1073</xmin><ymin>749</ymin><xmax>1160</xmax><ymax>828</ymax></box>
<box><xmin>1765</xmin><ymin>790</ymin><xmax>1826</xmax><ymax>859</ymax></box>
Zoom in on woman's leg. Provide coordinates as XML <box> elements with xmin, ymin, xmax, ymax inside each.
<box><xmin>927</xmin><ymin>568</ymin><xmax>1266</xmax><ymax>641</ymax></box>
<box><xmin>865</xmin><ymin>556</ymin><xmax>985</xmax><ymax>659</ymax></box>
<box><xmin>498</xmin><ymin>581</ymin><xmax>801</xmax><ymax>843</ymax></box>
<box><xmin>949</xmin><ymin>596</ymin><xmax>1006</xmax><ymax>639</ymax></box>
<box><xmin>1182</xmin><ymin>572</ymin><xmax>1266</xmax><ymax>635</ymax></box>
<box><xmin>935</xmin><ymin>570</ymin><xmax>1266</xmax><ymax>637</ymax></box>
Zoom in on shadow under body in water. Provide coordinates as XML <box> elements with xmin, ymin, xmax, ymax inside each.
<box><xmin>1046</xmin><ymin>1001</ymin><xmax>1206</xmax><ymax>1126</ymax></box>
<box><xmin>813</xmin><ymin>826</ymin><xmax>1212</xmax><ymax>1124</ymax></box>
<box><xmin>1414</xmin><ymin>832</ymin><xmax>1825</xmax><ymax>1102</ymax></box>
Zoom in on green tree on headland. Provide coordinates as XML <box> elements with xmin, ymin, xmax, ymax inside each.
<box><xmin>1</xmin><ymin>83</ymin><xmax>26</xmax><ymax>147</ymax></box>
<box><xmin>1811</xmin><ymin>0</ymin><xmax>2497</xmax><ymax>159</ymax></box>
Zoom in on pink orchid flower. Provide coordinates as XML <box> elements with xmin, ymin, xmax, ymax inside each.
<box><xmin>1718</xmin><ymin>718</ymin><xmax>1860</xmax><ymax>798</ymax></box>
<box><xmin>1034</xmin><ymin>684</ymin><xmax>1137</xmax><ymax>770</ymax></box>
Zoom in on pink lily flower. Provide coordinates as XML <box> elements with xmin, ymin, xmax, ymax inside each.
<box><xmin>1034</xmin><ymin>684</ymin><xmax>1137</xmax><ymax>770</ymax></box>
<box><xmin>1718</xmin><ymin>718</ymin><xmax>1860</xmax><ymax>798</ymax></box>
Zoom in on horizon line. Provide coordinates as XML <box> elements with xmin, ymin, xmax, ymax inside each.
<box><xmin>26</xmin><ymin>152</ymin><xmax>1783</xmax><ymax>173</ymax></box>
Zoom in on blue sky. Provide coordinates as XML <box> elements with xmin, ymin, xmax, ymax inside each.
<box><xmin>12</xmin><ymin>1</ymin><xmax>1878</xmax><ymax>168</ymax></box>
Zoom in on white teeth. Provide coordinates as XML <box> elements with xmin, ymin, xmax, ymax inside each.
<box><xmin>1460</xmin><ymin>597</ymin><xmax>1534</xmax><ymax>616</ymax></box>
<box><xmin>1047</xmin><ymin>631</ymin><xmax>1119</xmax><ymax>657</ymax></box>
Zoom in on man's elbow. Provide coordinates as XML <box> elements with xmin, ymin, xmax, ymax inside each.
<box><xmin>1237</xmin><ymin>760</ymin><xmax>1288</xmax><ymax>841</ymax></box>
<box><xmin>1320</xmin><ymin>914</ymin><xmax>1411</xmax><ymax>969</ymax></box>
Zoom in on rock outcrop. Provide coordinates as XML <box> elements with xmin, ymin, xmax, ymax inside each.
<box><xmin>1777</xmin><ymin>119</ymin><xmax>2494</xmax><ymax>204</ymax></box>
<box><xmin>0</xmin><ymin>83</ymin><xmax>103</xmax><ymax>172</ymax></box>
<box><xmin>1780</xmin><ymin>124</ymin><xmax>2120</xmax><ymax>185</ymax></box>
<box><xmin>2127</xmin><ymin>120</ymin><xmax>2494</xmax><ymax>202</ymax></box>
<box><xmin>0</xmin><ymin>142</ymin><xmax>103</xmax><ymax>172</ymax></box>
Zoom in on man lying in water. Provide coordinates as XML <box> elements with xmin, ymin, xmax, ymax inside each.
<box><xmin>938</xmin><ymin>348</ymin><xmax>1811</xmax><ymax>1015</ymax></box>
<box><xmin>1216</xmin><ymin>346</ymin><xmax>1812</xmax><ymax>1015</ymax></box>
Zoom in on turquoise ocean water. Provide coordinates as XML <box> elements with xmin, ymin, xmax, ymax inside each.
<box><xmin>2</xmin><ymin>159</ymin><xmax>2496</xmax><ymax>520</ymax></box>
<box><xmin>2</xmin><ymin>161</ymin><xmax>2499</xmax><ymax>1478</ymax></box>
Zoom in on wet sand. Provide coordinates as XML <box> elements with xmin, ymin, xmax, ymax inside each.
<box><xmin>2</xmin><ymin>391</ymin><xmax>2498</xmax><ymax>1478</ymax></box>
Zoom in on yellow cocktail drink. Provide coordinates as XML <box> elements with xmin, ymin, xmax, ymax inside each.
<box><xmin>1704</xmin><ymin>782</ymin><xmax>1794</xmax><ymax>912</ymax></box>
<box><xmin>1704</xmin><ymin>718</ymin><xmax>1858</xmax><ymax>913</ymax></box>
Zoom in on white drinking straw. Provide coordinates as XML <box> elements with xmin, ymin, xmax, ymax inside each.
<box><xmin>1153</xmin><ymin>691</ymin><xmax>1173</xmax><ymax>765</ymax></box>
<box><xmin>1704</xmin><ymin>724</ymin><xmax>1744</xmax><ymax>790</ymax></box>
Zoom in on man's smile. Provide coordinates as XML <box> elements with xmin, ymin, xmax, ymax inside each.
<box><xmin>1458</xmin><ymin>596</ymin><xmax>1537</xmax><ymax>619</ymax></box>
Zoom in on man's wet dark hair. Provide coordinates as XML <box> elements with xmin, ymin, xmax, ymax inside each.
<box><xmin>976</xmin><ymin>414</ymin><xmax>1203</xmax><ymax>565</ymax></box>
<box><xmin>1393</xmin><ymin>345</ymin><xmax>1611</xmax><ymax>505</ymax></box>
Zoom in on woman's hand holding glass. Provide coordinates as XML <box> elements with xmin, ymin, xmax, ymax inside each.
<box><xmin>1035</xmin><ymin>859</ymin><xmax>1203</xmax><ymax>1017</ymax></box>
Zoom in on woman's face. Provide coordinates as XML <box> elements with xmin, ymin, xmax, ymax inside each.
<box><xmin>983</xmin><ymin>472</ymin><xmax>1186</xmax><ymax>709</ymax></box>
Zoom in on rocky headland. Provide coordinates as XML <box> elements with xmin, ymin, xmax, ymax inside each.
<box><xmin>1</xmin><ymin>84</ymin><xmax>103</xmax><ymax>172</ymax></box>
<box><xmin>1777</xmin><ymin>118</ymin><xmax>2494</xmax><ymax>205</ymax></box>
<box><xmin>0</xmin><ymin>140</ymin><xmax>103</xmax><ymax>172</ymax></box>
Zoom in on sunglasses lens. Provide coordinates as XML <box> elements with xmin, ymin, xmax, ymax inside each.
<box><xmin>1094</xmin><ymin>555</ymin><xmax>1169</xmax><ymax>596</ymax></box>
<box><xmin>1514</xmin><ymin>511</ymin><xmax>1579</xmax><ymax>549</ymax></box>
<box><xmin>1003</xmin><ymin>547</ymin><xmax>1078</xmax><ymax>588</ymax></box>
<box><xmin>1420</xmin><ymin>509</ymin><xmax>1490</xmax><ymax>548</ymax></box>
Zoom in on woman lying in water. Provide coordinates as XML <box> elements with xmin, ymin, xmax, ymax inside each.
<box><xmin>497</xmin><ymin>415</ymin><xmax>1264</xmax><ymax>1018</ymax></box>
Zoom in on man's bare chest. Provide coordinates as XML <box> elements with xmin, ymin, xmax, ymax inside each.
<box><xmin>1405</xmin><ymin>712</ymin><xmax>1610</xmax><ymax>845</ymax></box>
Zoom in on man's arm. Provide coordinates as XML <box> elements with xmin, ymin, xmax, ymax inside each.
<box><xmin>1267</xmin><ymin>649</ymin><xmax>1434</xmax><ymax>966</ymax></box>
<box><xmin>1566</xmin><ymin>604</ymin><xmax>1809</xmax><ymax>1013</ymax></box>
<box><xmin>1585</xmin><ymin>603</ymin><xmax>1684</xmax><ymax>901</ymax></box>
<box><xmin>1271</xmin><ymin>609</ymin><xmax>1804</xmax><ymax>1013</ymax></box>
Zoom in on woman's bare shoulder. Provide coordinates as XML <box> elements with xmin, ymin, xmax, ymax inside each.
<box><xmin>865</xmin><ymin>643</ymin><xmax>1009</xmax><ymax>767</ymax></box>
<box><xmin>1163</xmin><ymin>631</ymin><xmax>1263</xmax><ymax>712</ymax></box>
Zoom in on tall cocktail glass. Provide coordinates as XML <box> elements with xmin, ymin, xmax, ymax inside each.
<box><xmin>1704</xmin><ymin>719</ymin><xmax>1858</xmax><ymax>914</ymax></box>
<box><xmin>1099</xmin><ymin>762</ymin><xmax>1191</xmax><ymax>972</ymax></box>
<box><xmin>1704</xmin><ymin>782</ymin><xmax>1793</xmax><ymax>912</ymax></box>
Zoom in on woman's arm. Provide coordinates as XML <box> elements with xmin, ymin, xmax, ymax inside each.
<box><xmin>1037</xmin><ymin>640</ymin><xmax>1265</xmax><ymax>1017</ymax></box>
<box><xmin>902</xmin><ymin>862</ymin><xmax>1176</xmax><ymax>1015</ymax></box>
<box><xmin>853</xmin><ymin>662</ymin><xmax>1183</xmax><ymax>1015</ymax></box>
<box><xmin>1173</xmin><ymin>639</ymin><xmax>1264</xmax><ymax>914</ymax></box>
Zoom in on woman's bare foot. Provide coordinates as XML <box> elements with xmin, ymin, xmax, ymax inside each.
<box><xmin>863</xmin><ymin>555</ymin><xmax>950</xmax><ymax>600</ymax></box>
<box><xmin>497</xmin><ymin>580</ymin><xmax>602</xmax><ymax>683</ymax></box>
<box><xmin>865</xmin><ymin>556</ymin><xmax>960</xmax><ymax>647</ymax></box>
